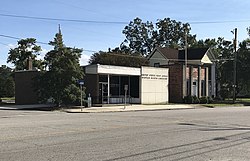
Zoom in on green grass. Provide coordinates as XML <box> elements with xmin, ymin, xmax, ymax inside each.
<box><xmin>237</xmin><ymin>98</ymin><xmax>250</xmax><ymax>102</ymax></box>
<box><xmin>200</xmin><ymin>97</ymin><xmax>250</xmax><ymax>108</ymax></box>
<box><xmin>202</xmin><ymin>103</ymin><xmax>243</xmax><ymax>108</ymax></box>
<box><xmin>1</xmin><ymin>97</ymin><xmax>15</xmax><ymax>100</ymax></box>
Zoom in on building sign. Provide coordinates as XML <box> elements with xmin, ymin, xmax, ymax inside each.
<box><xmin>141</xmin><ymin>74</ymin><xmax>168</xmax><ymax>80</ymax></box>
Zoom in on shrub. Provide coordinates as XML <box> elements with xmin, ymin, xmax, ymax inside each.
<box><xmin>192</xmin><ymin>95</ymin><xmax>200</xmax><ymax>104</ymax></box>
<box><xmin>184</xmin><ymin>95</ymin><xmax>213</xmax><ymax>104</ymax></box>
<box><xmin>183</xmin><ymin>95</ymin><xmax>193</xmax><ymax>104</ymax></box>
<box><xmin>199</xmin><ymin>96</ymin><xmax>213</xmax><ymax>104</ymax></box>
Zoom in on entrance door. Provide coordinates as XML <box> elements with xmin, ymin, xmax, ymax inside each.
<box><xmin>99</xmin><ymin>83</ymin><xmax>108</xmax><ymax>104</ymax></box>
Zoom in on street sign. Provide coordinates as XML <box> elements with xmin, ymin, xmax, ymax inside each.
<box><xmin>124</xmin><ymin>85</ymin><xmax>128</xmax><ymax>91</ymax></box>
<box><xmin>78</xmin><ymin>80</ymin><xmax>84</xmax><ymax>85</ymax></box>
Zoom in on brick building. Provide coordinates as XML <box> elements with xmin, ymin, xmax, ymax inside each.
<box><xmin>148</xmin><ymin>47</ymin><xmax>216</xmax><ymax>103</ymax></box>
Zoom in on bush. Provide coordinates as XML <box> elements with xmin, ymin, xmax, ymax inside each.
<box><xmin>192</xmin><ymin>95</ymin><xmax>200</xmax><ymax>104</ymax></box>
<box><xmin>199</xmin><ymin>96</ymin><xmax>213</xmax><ymax>104</ymax></box>
<box><xmin>184</xmin><ymin>95</ymin><xmax>213</xmax><ymax>104</ymax></box>
<box><xmin>183</xmin><ymin>95</ymin><xmax>193</xmax><ymax>104</ymax></box>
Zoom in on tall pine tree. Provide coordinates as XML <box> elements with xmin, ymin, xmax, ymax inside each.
<box><xmin>37</xmin><ymin>26</ymin><xmax>84</xmax><ymax>106</ymax></box>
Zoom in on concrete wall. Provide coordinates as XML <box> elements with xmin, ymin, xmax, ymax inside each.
<box><xmin>15</xmin><ymin>70</ymin><xmax>39</xmax><ymax>105</ymax></box>
<box><xmin>140</xmin><ymin>66</ymin><xmax>169</xmax><ymax>104</ymax></box>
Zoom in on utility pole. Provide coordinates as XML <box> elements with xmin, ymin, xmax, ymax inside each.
<box><xmin>183</xmin><ymin>30</ymin><xmax>188</xmax><ymax>97</ymax></box>
<box><xmin>233</xmin><ymin>28</ymin><xmax>237</xmax><ymax>104</ymax></box>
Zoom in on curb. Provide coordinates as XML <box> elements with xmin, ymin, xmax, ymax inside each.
<box><xmin>62</xmin><ymin>107</ymin><xmax>197</xmax><ymax>113</ymax></box>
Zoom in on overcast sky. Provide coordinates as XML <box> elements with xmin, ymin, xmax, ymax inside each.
<box><xmin>1</xmin><ymin>0</ymin><xmax>250</xmax><ymax>67</ymax></box>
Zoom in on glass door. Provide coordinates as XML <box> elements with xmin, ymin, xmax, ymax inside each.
<box><xmin>99</xmin><ymin>82</ymin><xmax>108</xmax><ymax>104</ymax></box>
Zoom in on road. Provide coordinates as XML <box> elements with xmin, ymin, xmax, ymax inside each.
<box><xmin>1</xmin><ymin>107</ymin><xmax>250</xmax><ymax>161</ymax></box>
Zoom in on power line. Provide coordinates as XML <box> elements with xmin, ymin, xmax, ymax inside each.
<box><xmin>1</xmin><ymin>13</ymin><xmax>250</xmax><ymax>25</ymax></box>
<box><xmin>0</xmin><ymin>41</ymin><xmax>9</xmax><ymax>46</ymax></box>
<box><xmin>0</xmin><ymin>34</ymin><xmax>97</xmax><ymax>53</ymax></box>
<box><xmin>0</xmin><ymin>34</ymin><xmax>48</xmax><ymax>45</ymax></box>
<box><xmin>189</xmin><ymin>19</ymin><xmax>250</xmax><ymax>24</ymax></box>
<box><xmin>50</xmin><ymin>0</ymin><xmax>128</xmax><ymax>21</ymax></box>
<box><xmin>0</xmin><ymin>13</ymin><xmax>128</xmax><ymax>25</ymax></box>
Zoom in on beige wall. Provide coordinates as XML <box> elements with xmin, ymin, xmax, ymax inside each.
<box><xmin>140</xmin><ymin>66</ymin><xmax>169</xmax><ymax>104</ymax></box>
<box><xmin>149</xmin><ymin>51</ymin><xmax>169</xmax><ymax>66</ymax></box>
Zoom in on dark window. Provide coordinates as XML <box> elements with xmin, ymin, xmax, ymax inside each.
<box><xmin>110</xmin><ymin>76</ymin><xmax>119</xmax><ymax>96</ymax></box>
<box><xmin>120</xmin><ymin>76</ymin><xmax>129</xmax><ymax>96</ymax></box>
<box><xmin>99</xmin><ymin>75</ymin><xmax>108</xmax><ymax>82</ymax></box>
<box><xmin>154</xmin><ymin>63</ymin><xmax>160</xmax><ymax>67</ymax></box>
<box><xmin>130</xmin><ymin>76</ymin><xmax>139</xmax><ymax>98</ymax></box>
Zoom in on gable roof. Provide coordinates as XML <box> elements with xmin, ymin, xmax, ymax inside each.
<box><xmin>148</xmin><ymin>47</ymin><xmax>216</xmax><ymax>65</ymax></box>
<box><xmin>178</xmin><ymin>48</ymin><xmax>209</xmax><ymax>60</ymax></box>
<box><xmin>156</xmin><ymin>47</ymin><xmax>179</xmax><ymax>60</ymax></box>
<box><xmin>147</xmin><ymin>47</ymin><xmax>178</xmax><ymax>60</ymax></box>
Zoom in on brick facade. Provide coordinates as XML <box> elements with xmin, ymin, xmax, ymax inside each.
<box><xmin>15</xmin><ymin>71</ymin><xmax>39</xmax><ymax>105</ymax></box>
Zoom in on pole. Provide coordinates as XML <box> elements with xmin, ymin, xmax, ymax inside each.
<box><xmin>184</xmin><ymin>30</ymin><xmax>188</xmax><ymax>97</ymax></box>
<box><xmin>81</xmin><ymin>84</ymin><xmax>83</xmax><ymax>111</ymax></box>
<box><xmin>124</xmin><ymin>85</ymin><xmax>128</xmax><ymax>109</ymax></box>
<box><xmin>233</xmin><ymin>28</ymin><xmax>237</xmax><ymax>103</ymax></box>
<box><xmin>124</xmin><ymin>90</ymin><xmax>127</xmax><ymax>109</ymax></box>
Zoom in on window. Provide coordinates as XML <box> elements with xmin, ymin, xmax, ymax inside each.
<box><xmin>154</xmin><ymin>63</ymin><xmax>160</xmax><ymax>67</ymax></box>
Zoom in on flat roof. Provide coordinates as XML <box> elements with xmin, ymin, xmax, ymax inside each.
<box><xmin>85</xmin><ymin>64</ymin><xmax>141</xmax><ymax>76</ymax></box>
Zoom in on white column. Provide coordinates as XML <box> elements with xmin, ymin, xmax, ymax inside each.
<box><xmin>198</xmin><ymin>66</ymin><xmax>202</xmax><ymax>98</ymax></box>
<box><xmin>205</xmin><ymin>67</ymin><xmax>209</xmax><ymax>96</ymax></box>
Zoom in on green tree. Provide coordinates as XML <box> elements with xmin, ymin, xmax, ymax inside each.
<box><xmin>0</xmin><ymin>65</ymin><xmax>15</xmax><ymax>98</ymax></box>
<box><xmin>155</xmin><ymin>18</ymin><xmax>196</xmax><ymax>48</ymax></box>
<box><xmin>122</xmin><ymin>17</ymin><xmax>196</xmax><ymax>56</ymax></box>
<box><xmin>7</xmin><ymin>38</ymin><xmax>42</xmax><ymax>70</ymax></box>
<box><xmin>37</xmin><ymin>29</ymin><xmax>84</xmax><ymax>106</ymax></box>
<box><xmin>89</xmin><ymin>51</ymin><xmax>149</xmax><ymax>67</ymax></box>
<box><xmin>237</xmin><ymin>37</ymin><xmax>250</xmax><ymax>96</ymax></box>
<box><xmin>122</xmin><ymin>17</ymin><xmax>156</xmax><ymax>56</ymax></box>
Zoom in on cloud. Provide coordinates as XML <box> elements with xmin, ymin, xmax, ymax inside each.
<box><xmin>80</xmin><ymin>53</ymin><xmax>90</xmax><ymax>66</ymax></box>
<box><xmin>7</xmin><ymin>43</ymin><xmax>17</xmax><ymax>49</ymax></box>
<box><xmin>37</xmin><ymin>48</ymin><xmax>48</xmax><ymax>60</ymax></box>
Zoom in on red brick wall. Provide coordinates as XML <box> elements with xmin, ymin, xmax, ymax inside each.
<box><xmin>15</xmin><ymin>71</ymin><xmax>39</xmax><ymax>105</ymax></box>
<box><xmin>84</xmin><ymin>74</ymin><xmax>99</xmax><ymax>104</ymax></box>
<box><xmin>169</xmin><ymin>64</ymin><xmax>184</xmax><ymax>103</ymax></box>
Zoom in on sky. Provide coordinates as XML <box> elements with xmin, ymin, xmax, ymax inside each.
<box><xmin>1</xmin><ymin>0</ymin><xmax>250</xmax><ymax>67</ymax></box>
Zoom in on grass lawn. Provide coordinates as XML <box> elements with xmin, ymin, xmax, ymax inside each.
<box><xmin>201</xmin><ymin>98</ymin><xmax>250</xmax><ymax>108</ymax></box>
<box><xmin>1</xmin><ymin>97</ymin><xmax>15</xmax><ymax>100</ymax></box>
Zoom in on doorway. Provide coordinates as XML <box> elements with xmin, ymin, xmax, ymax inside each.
<box><xmin>99</xmin><ymin>82</ymin><xmax>108</xmax><ymax>104</ymax></box>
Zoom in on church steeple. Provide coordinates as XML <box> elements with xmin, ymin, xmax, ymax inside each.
<box><xmin>58</xmin><ymin>24</ymin><xmax>62</xmax><ymax>35</ymax></box>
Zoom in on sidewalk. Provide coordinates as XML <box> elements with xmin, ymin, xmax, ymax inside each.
<box><xmin>63</xmin><ymin>104</ymin><xmax>201</xmax><ymax>113</ymax></box>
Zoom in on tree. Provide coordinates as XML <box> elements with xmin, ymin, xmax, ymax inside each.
<box><xmin>155</xmin><ymin>18</ymin><xmax>196</xmax><ymax>48</ymax></box>
<box><xmin>36</xmin><ymin>28</ymin><xmax>84</xmax><ymax>106</ymax></box>
<box><xmin>236</xmin><ymin>36</ymin><xmax>250</xmax><ymax>96</ymax></box>
<box><xmin>0</xmin><ymin>65</ymin><xmax>15</xmax><ymax>98</ymax></box>
<box><xmin>122</xmin><ymin>17</ymin><xmax>156</xmax><ymax>56</ymax></box>
<box><xmin>122</xmin><ymin>17</ymin><xmax>196</xmax><ymax>56</ymax></box>
<box><xmin>89</xmin><ymin>51</ymin><xmax>149</xmax><ymax>67</ymax></box>
<box><xmin>7</xmin><ymin>38</ymin><xmax>42</xmax><ymax>70</ymax></box>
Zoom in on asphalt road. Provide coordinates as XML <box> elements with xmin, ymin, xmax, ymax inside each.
<box><xmin>1</xmin><ymin>107</ymin><xmax>250</xmax><ymax>161</ymax></box>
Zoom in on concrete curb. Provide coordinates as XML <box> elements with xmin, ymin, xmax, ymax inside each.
<box><xmin>62</xmin><ymin>105</ymin><xmax>200</xmax><ymax>113</ymax></box>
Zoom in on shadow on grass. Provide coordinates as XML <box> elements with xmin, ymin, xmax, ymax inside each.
<box><xmin>201</xmin><ymin>99</ymin><xmax>250</xmax><ymax>108</ymax></box>
<box><xmin>0</xmin><ymin>103</ymin><xmax>58</xmax><ymax>111</ymax></box>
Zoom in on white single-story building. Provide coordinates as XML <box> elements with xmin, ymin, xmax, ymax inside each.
<box><xmin>84</xmin><ymin>64</ymin><xmax>169</xmax><ymax>105</ymax></box>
